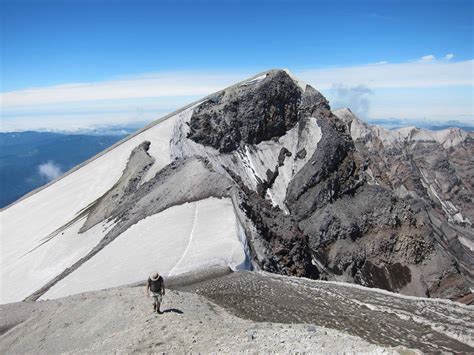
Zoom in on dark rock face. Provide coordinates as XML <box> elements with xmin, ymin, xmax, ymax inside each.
<box><xmin>187</xmin><ymin>70</ymin><xmax>328</xmax><ymax>153</ymax></box>
<box><xmin>354</xmin><ymin>261</ymin><xmax>412</xmax><ymax>291</ymax></box>
<box><xmin>225</xmin><ymin>167</ymin><xmax>319</xmax><ymax>279</ymax></box>
<box><xmin>286</xmin><ymin>114</ymin><xmax>358</xmax><ymax>218</ymax></box>
<box><xmin>184</xmin><ymin>70</ymin><xmax>471</xmax><ymax>299</ymax></box>
<box><xmin>326</xmin><ymin>110</ymin><xmax>473</xmax><ymax>298</ymax></box>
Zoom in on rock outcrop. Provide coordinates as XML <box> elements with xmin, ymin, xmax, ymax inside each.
<box><xmin>184</xmin><ymin>71</ymin><xmax>473</xmax><ymax>299</ymax></box>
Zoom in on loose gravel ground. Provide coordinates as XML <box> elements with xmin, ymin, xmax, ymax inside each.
<box><xmin>1</xmin><ymin>270</ymin><xmax>472</xmax><ymax>353</ymax></box>
<box><xmin>180</xmin><ymin>271</ymin><xmax>474</xmax><ymax>353</ymax></box>
<box><xmin>1</xmin><ymin>284</ymin><xmax>393</xmax><ymax>353</ymax></box>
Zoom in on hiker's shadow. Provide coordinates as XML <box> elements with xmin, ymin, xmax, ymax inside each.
<box><xmin>162</xmin><ymin>308</ymin><xmax>183</xmax><ymax>314</ymax></box>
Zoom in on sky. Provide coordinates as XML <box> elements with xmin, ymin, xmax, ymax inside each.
<box><xmin>1</xmin><ymin>0</ymin><xmax>473</xmax><ymax>131</ymax></box>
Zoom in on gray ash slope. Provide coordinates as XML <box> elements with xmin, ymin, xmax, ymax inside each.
<box><xmin>2</xmin><ymin>269</ymin><xmax>473</xmax><ymax>353</ymax></box>
<box><xmin>181</xmin><ymin>69</ymin><xmax>473</xmax><ymax>300</ymax></box>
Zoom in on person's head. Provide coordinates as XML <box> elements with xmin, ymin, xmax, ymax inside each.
<box><xmin>150</xmin><ymin>272</ymin><xmax>160</xmax><ymax>281</ymax></box>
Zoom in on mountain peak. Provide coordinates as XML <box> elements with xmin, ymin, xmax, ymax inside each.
<box><xmin>1</xmin><ymin>70</ymin><xmax>472</xmax><ymax>305</ymax></box>
<box><xmin>187</xmin><ymin>69</ymin><xmax>328</xmax><ymax>153</ymax></box>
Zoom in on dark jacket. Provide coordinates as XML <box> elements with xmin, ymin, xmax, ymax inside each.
<box><xmin>148</xmin><ymin>276</ymin><xmax>164</xmax><ymax>294</ymax></box>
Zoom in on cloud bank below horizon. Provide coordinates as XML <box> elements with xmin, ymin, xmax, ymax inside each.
<box><xmin>1</xmin><ymin>58</ymin><xmax>472</xmax><ymax>131</ymax></box>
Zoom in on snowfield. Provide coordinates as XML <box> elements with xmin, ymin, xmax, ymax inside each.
<box><xmin>0</xmin><ymin>219</ymin><xmax>114</xmax><ymax>304</ymax></box>
<box><xmin>0</xmin><ymin>106</ymin><xmax>197</xmax><ymax>304</ymax></box>
<box><xmin>41</xmin><ymin>198</ymin><xmax>247</xmax><ymax>300</ymax></box>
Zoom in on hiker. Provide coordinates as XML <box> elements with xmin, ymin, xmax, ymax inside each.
<box><xmin>146</xmin><ymin>271</ymin><xmax>165</xmax><ymax>313</ymax></box>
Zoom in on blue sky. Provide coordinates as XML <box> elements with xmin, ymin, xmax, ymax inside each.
<box><xmin>1</xmin><ymin>0</ymin><xmax>473</xmax><ymax>131</ymax></box>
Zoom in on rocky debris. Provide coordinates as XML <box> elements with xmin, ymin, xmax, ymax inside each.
<box><xmin>224</xmin><ymin>167</ymin><xmax>319</xmax><ymax>279</ymax></box>
<box><xmin>295</xmin><ymin>148</ymin><xmax>306</xmax><ymax>159</ymax></box>
<box><xmin>286</xmin><ymin>113</ymin><xmax>357</xmax><ymax>215</ymax></box>
<box><xmin>80</xmin><ymin>141</ymin><xmax>155</xmax><ymax>232</ymax></box>
<box><xmin>182</xmin><ymin>271</ymin><xmax>474</xmax><ymax>353</ymax></box>
<box><xmin>277</xmin><ymin>147</ymin><xmax>292</xmax><ymax>166</ymax></box>
<box><xmin>7</xmin><ymin>269</ymin><xmax>473</xmax><ymax>353</ymax></box>
<box><xmin>330</xmin><ymin>108</ymin><xmax>473</xmax><ymax>298</ymax></box>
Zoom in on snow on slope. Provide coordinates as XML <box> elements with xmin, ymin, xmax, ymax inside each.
<box><xmin>0</xmin><ymin>109</ymin><xmax>185</xmax><ymax>304</ymax></box>
<box><xmin>0</xmin><ymin>219</ymin><xmax>115</xmax><ymax>304</ymax></box>
<box><xmin>41</xmin><ymin>198</ymin><xmax>246</xmax><ymax>300</ymax></box>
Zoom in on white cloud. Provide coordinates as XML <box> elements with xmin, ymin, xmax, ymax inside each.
<box><xmin>444</xmin><ymin>53</ymin><xmax>454</xmax><ymax>60</ymax></box>
<box><xmin>374</xmin><ymin>61</ymin><xmax>388</xmax><ymax>65</ymax></box>
<box><xmin>0</xmin><ymin>59</ymin><xmax>472</xmax><ymax>130</ymax></box>
<box><xmin>38</xmin><ymin>161</ymin><xmax>62</xmax><ymax>181</ymax></box>
<box><xmin>419</xmin><ymin>54</ymin><xmax>436</xmax><ymax>62</ymax></box>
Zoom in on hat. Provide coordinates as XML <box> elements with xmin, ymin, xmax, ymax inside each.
<box><xmin>150</xmin><ymin>272</ymin><xmax>160</xmax><ymax>281</ymax></box>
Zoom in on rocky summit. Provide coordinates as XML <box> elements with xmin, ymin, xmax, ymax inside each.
<box><xmin>186</xmin><ymin>69</ymin><xmax>473</xmax><ymax>300</ymax></box>
<box><xmin>1</xmin><ymin>69</ymin><xmax>472</xmax><ymax>305</ymax></box>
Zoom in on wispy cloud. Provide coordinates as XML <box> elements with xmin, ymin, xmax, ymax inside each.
<box><xmin>444</xmin><ymin>53</ymin><xmax>454</xmax><ymax>60</ymax></box>
<box><xmin>38</xmin><ymin>161</ymin><xmax>62</xmax><ymax>181</ymax></box>
<box><xmin>419</xmin><ymin>54</ymin><xmax>436</xmax><ymax>62</ymax></box>
<box><xmin>330</xmin><ymin>84</ymin><xmax>374</xmax><ymax>118</ymax></box>
<box><xmin>1</xmin><ymin>72</ymin><xmax>245</xmax><ymax>107</ymax></box>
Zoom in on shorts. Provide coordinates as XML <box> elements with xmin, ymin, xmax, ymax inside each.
<box><xmin>152</xmin><ymin>292</ymin><xmax>163</xmax><ymax>303</ymax></box>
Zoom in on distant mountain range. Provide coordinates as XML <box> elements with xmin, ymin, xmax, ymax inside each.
<box><xmin>0</xmin><ymin>131</ymin><xmax>127</xmax><ymax>208</ymax></box>
<box><xmin>366</xmin><ymin>118</ymin><xmax>474</xmax><ymax>131</ymax></box>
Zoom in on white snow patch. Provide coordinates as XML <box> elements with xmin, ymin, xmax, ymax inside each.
<box><xmin>267</xmin><ymin>117</ymin><xmax>322</xmax><ymax>210</ymax></box>
<box><xmin>419</xmin><ymin>170</ymin><xmax>471</xmax><ymax>225</ymax></box>
<box><xmin>240</xmin><ymin>74</ymin><xmax>267</xmax><ymax>86</ymax></box>
<box><xmin>41</xmin><ymin>198</ymin><xmax>247</xmax><ymax>300</ymax></box>
<box><xmin>458</xmin><ymin>236</ymin><xmax>474</xmax><ymax>252</ymax></box>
